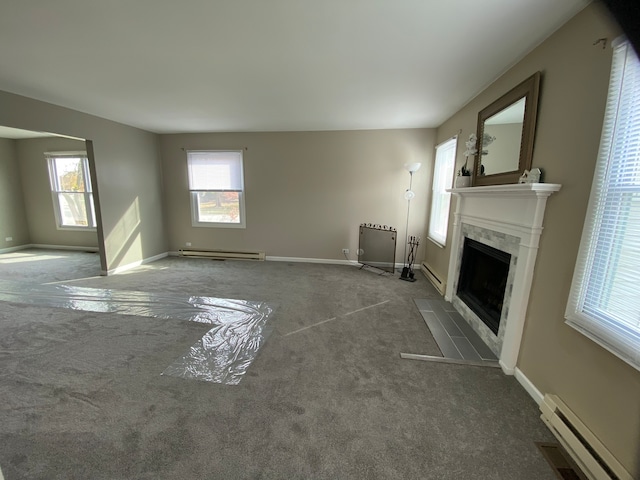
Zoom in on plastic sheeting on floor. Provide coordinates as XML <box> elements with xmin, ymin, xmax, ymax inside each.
<box><xmin>0</xmin><ymin>280</ymin><xmax>274</xmax><ymax>385</ymax></box>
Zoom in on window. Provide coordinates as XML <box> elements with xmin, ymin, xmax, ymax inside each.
<box><xmin>187</xmin><ymin>150</ymin><xmax>245</xmax><ymax>228</ymax></box>
<box><xmin>46</xmin><ymin>153</ymin><xmax>96</xmax><ymax>229</ymax></box>
<box><xmin>428</xmin><ymin>137</ymin><xmax>457</xmax><ymax>246</ymax></box>
<box><xmin>565</xmin><ymin>37</ymin><xmax>640</xmax><ymax>371</ymax></box>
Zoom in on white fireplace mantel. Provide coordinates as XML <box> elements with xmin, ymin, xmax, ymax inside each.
<box><xmin>445</xmin><ymin>183</ymin><xmax>561</xmax><ymax>374</ymax></box>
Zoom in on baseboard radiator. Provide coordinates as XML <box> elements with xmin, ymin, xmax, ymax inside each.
<box><xmin>421</xmin><ymin>262</ymin><xmax>446</xmax><ymax>295</ymax></box>
<box><xmin>540</xmin><ymin>394</ymin><xmax>632</xmax><ymax>480</ymax></box>
<box><xmin>178</xmin><ymin>248</ymin><xmax>265</xmax><ymax>261</ymax></box>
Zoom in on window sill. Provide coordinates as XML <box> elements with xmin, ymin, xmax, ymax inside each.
<box><xmin>192</xmin><ymin>221</ymin><xmax>246</xmax><ymax>229</ymax></box>
<box><xmin>427</xmin><ymin>236</ymin><xmax>446</xmax><ymax>249</ymax></box>
<box><xmin>56</xmin><ymin>226</ymin><xmax>97</xmax><ymax>232</ymax></box>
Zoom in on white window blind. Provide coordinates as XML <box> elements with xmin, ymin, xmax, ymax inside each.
<box><xmin>187</xmin><ymin>151</ymin><xmax>243</xmax><ymax>191</ymax></box>
<box><xmin>565</xmin><ymin>37</ymin><xmax>640</xmax><ymax>371</ymax></box>
<box><xmin>428</xmin><ymin>137</ymin><xmax>457</xmax><ymax>246</ymax></box>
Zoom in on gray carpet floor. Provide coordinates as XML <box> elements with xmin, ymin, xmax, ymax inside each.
<box><xmin>0</xmin><ymin>250</ymin><xmax>556</xmax><ymax>479</ymax></box>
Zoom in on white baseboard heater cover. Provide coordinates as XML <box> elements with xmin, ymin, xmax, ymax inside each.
<box><xmin>178</xmin><ymin>249</ymin><xmax>265</xmax><ymax>261</ymax></box>
<box><xmin>421</xmin><ymin>262</ymin><xmax>446</xmax><ymax>295</ymax></box>
<box><xmin>540</xmin><ymin>394</ymin><xmax>632</xmax><ymax>480</ymax></box>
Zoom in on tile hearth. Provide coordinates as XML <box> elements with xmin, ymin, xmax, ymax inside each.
<box><xmin>414</xmin><ymin>298</ymin><xmax>498</xmax><ymax>363</ymax></box>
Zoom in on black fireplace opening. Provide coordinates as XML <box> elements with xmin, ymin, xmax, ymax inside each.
<box><xmin>457</xmin><ymin>238</ymin><xmax>511</xmax><ymax>335</ymax></box>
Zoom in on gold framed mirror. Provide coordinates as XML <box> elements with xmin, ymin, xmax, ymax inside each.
<box><xmin>472</xmin><ymin>72</ymin><xmax>541</xmax><ymax>186</ymax></box>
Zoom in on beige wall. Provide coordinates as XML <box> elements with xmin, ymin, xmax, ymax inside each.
<box><xmin>15</xmin><ymin>137</ymin><xmax>98</xmax><ymax>248</ymax></box>
<box><xmin>160</xmin><ymin>129</ymin><xmax>435</xmax><ymax>262</ymax></box>
<box><xmin>424</xmin><ymin>4</ymin><xmax>639</xmax><ymax>476</ymax></box>
<box><xmin>0</xmin><ymin>138</ymin><xmax>30</xmax><ymax>248</ymax></box>
<box><xmin>0</xmin><ymin>91</ymin><xmax>166</xmax><ymax>272</ymax></box>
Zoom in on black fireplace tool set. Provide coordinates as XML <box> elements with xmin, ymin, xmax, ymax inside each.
<box><xmin>400</xmin><ymin>235</ymin><xmax>420</xmax><ymax>282</ymax></box>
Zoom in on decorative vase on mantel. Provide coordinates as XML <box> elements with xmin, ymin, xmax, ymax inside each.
<box><xmin>455</xmin><ymin>133</ymin><xmax>476</xmax><ymax>188</ymax></box>
<box><xmin>455</xmin><ymin>175</ymin><xmax>471</xmax><ymax>188</ymax></box>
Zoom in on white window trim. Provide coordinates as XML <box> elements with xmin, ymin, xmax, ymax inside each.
<box><xmin>565</xmin><ymin>36</ymin><xmax>640</xmax><ymax>371</ymax></box>
<box><xmin>190</xmin><ymin>191</ymin><xmax>247</xmax><ymax>229</ymax></box>
<box><xmin>187</xmin><ymin>150</ymin><xmax>246</xmax><ymax>229</ymax></box>
<box><xmin>46</xmin><ymin>152</ymin><xmax>97</xmax><ymax>231</ymax></box>
<box><xmin>428</xmin><ymin>136</ymin><xmax>458</xmax><ymax>247</ymax></box>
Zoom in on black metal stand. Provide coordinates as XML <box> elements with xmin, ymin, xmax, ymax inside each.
<box><xmin>400</xmin><ymin>236</ymin><xmax>420</xmax><ymax>282</ymax></box>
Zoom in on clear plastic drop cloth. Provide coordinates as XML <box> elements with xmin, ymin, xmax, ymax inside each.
<box><xmin>162</xmin><ymin>313</ymin><xmax>274</xmax><ymax>385</ymax></box>
<box><xmin>0</xmin><ymin>280</ymin><xmax>274</xmax><ymax>384</ymax></box>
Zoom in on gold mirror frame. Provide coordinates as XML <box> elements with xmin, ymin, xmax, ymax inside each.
<box><xmin>472</xmin><ymin>72</ymin><xmax>541</xmax><ymax>186</ymax></box>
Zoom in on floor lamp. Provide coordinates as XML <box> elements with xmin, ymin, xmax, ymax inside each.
<box><xmin>400</xmin><ymin>162</ymin><xmax>421</xmax><ymax>282</ymax></box>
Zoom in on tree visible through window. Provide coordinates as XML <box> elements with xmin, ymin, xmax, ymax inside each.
<box><xmin>47</xmin><ymin>154</ymin><xmax>96</xmax><ymax>229</ymax></box>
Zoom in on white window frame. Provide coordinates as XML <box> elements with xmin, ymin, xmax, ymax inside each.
<box><xmin>46</xmin><ymin>152</ymin><xmax>96</xmax><ymax>231</ymax></box>
<box><xmin>187</xmin><ymin>150</ymin><xmax>246</xmax><ymax>229</ymax></box>
<box><xmin>565</xmin><ymin>37</ymin><xmax>640</xmax><ymax>371</ymax></box>
<box><xmin>428</xmin><ymin>136</ymin><xmax>458</xmax><ymax>247</ymax></box>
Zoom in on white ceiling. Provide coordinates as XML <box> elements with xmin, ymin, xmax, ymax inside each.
<box><xmin>0</xmin><ymin>0</ymin><xmax>588</xmax><ymax>134</ymax></box>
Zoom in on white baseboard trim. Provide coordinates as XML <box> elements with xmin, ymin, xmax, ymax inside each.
<box><xmin>499</xmin><ymin>360</ymin><xmax>515</xmax><ymax>375</ymax></box>
<box><xmin>103</xmin><ymin>252</ymin><xmax>168</xmax><ymax>276</ymax></box>
<box><xmin>169</xmin><ymin>252</ymin><xmax>405</xmax><ymax>271</ymax></box>
<box><xmin>514</xmin><ymin>366</ymin><xmax>544</xmax><ymax>405</ymax></box>
<box><xmin>170</xmin><ymin>252</ymin><xmax>352</xmax><ymax>265</ymax></box>
<box><xmin>1</xmin><ymin>244</ymin><xmax>99</xmax><ymax>254</ymax></box>
<box><xmin>31</xmin><ymin>243</ymin><xmax>99</xmax><ymax>252</ymax></box>
<box><xmin>0</xmin><ymin>244</ymin><xmax>31</xmax><ymax>254</ymax></box>
<box><xmin>170</xmin><ymin>251</ymin><xmax>338</xmax><ymax>264</ymax></box>
<box><xmin>266</xmin><ymin>255</ymin><xmax>357</xmax><ymax>266</ymax></box>
<box><xmin>267</xmin><ymin>256</ymin><xmax>402</xmax><ymax>269</ymax></box>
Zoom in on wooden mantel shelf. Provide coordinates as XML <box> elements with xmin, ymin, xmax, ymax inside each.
<box><xmin>447</xmin><ymin>182</ymin><xmax>562</xmax><ymax>196</ymax></box>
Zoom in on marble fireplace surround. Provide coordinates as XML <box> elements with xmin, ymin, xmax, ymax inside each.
<box><xmin>445</xmin><ymin>183</ymin><xmax>561</xmax><ymax>374</ymax></box>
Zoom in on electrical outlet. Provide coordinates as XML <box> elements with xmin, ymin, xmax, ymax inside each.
<box><xmin>342</xmin><ymin>248</ymin><xmax>349</xmax><ymax>254</ymax></box>
<box><xmin>5</xmin><ymin>236</ymin><xmax>12</xmax><ymax>242</ymax></box>
<box><xmin>185</xmin><ymin>242</ymin><xmax>192</xmax><ymax>247</ymax></box>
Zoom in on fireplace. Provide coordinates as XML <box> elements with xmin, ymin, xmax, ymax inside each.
<box><xmin>457</xmin><ymin>238</ymin><xmax>511</xmax><ymax>335</ymax></box>
<box><xmin>445</xmin><ymin>183</ymin><xmax>561</xmax><ymax>373</ymax></box>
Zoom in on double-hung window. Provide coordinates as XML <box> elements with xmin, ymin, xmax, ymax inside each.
<box><xmin>428</xmin><ymin>137</ymin><xmax>457</xmax><ymax>246</ymax></box>
<box><xmin>565</xmin><ymin>37</ymin><xmax>640</xmax><ymax>371</ymax></box>
<box><xmin>46</xmin><ymin>152</ymin><xmax>96</xmax><ymax>230</ymax></box>
<box><xmin>187</xmin><ymin>150</ymin><xmax>246</xmax><ymax>228</ymax></box>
